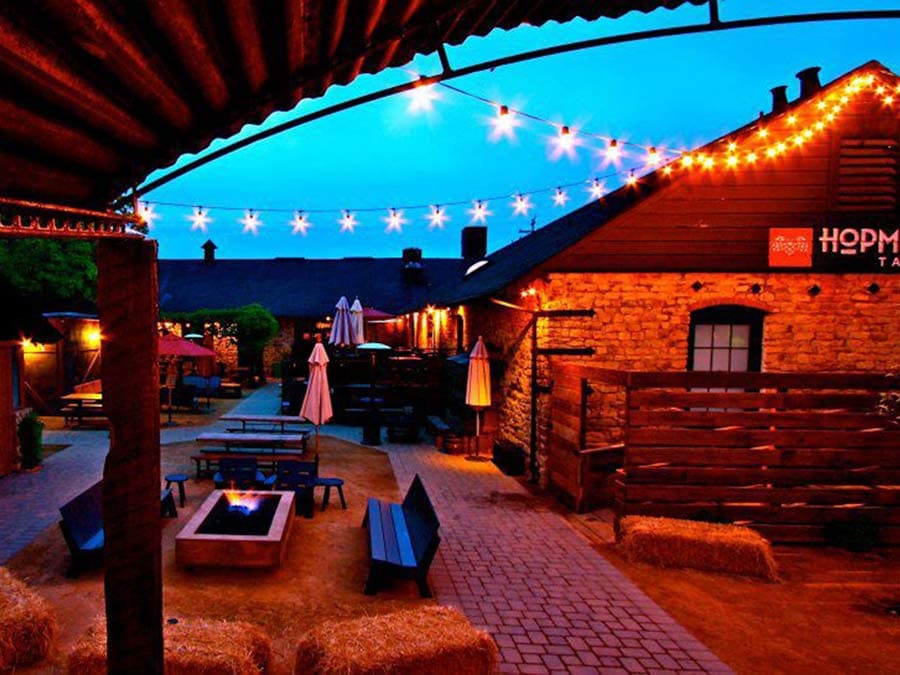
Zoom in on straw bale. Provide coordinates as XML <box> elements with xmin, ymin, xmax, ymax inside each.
<box><xmin>0</xmin><ymin>567</ymin><xmax>56</xmax><ymax>670</ymax></box>
<box><xmin>294</xmin><ymin>606</ymin><xmax>498</xmax><ymax>674</ymax></box>
<box><xmin>67</xmin><ymin>618</ymin><xmax>271</xmax><ymax>675</ymax></box>
<box><xmin>618</xmin><ymin>516</ymin><xmax>778</xmax><ymax>580</ymax></box>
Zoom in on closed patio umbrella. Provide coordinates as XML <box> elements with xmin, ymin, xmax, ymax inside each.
<box><xmin>328</xmin><ymin>296</ymin><xmax>355</xmax><ymax>346</ymax></box>
<box><xmin>300</xmin><ymin>338</ymin><xmax>333</xmax><ymax>453</ymax></box>
<box><xmin>350</xmin><ymin>297</ymin><xmax>365</xmax><ymax>344</ymax></box>
<box><xmin>465</xmin><ymin>336</ymin><xmax>491</xmax><ymax>460</ymax></box>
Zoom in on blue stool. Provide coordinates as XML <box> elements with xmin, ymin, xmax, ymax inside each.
<box><xmin>164</xmin><ymin>473</ymin><xmax>189</xmax><ymax>507</ymax></box>
<box><xmin>316</xmin><ymin>477</ymin><xmax>346</xmax><ymax>511</ymax></box>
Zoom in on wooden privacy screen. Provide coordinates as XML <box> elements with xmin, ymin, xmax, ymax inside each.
<box><xmin>616</xmin><ymin>371</ymin><xmax>900</xmax><ymax>545</ymax></box>
<box><xmin>547</xmin><ymin>364</ymin><xmax>624</xmax><ymax>512</ymax></box>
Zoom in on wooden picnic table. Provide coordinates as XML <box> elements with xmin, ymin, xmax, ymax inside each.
<box><xmin>195</xmin><ymin>431</ymin><xmax>310</xmax><ymax>453</ymax></box>
<box><xmin>219</xmin><ymin>414</ymin><xmax>312</xmax><ymax>433</ymax></box>
<box><xmin>60</xmin><ymin>393</ymin><xmax>105</xmax><ymax>426</ymax></box>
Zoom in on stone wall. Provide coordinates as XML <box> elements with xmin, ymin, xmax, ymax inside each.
<box><xmin>461</xmin><ymin>271</ymin><xmax>898</xmax><ymax>481</ymax></box>
<box><xmin>263</xmin><ymin>318</ymin><xmax>295</xmax><ymax>375</ymax></box>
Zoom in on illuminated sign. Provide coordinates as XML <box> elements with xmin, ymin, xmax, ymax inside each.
<box><xmin>769</xmin><ymin>224</ymin><xmax>898</xmax><ymax>272</ymax></box>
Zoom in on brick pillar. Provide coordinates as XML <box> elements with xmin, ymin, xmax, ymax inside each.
<box><xmin>97</xmin><ymin>238</ymin><xmax>163</xmax><ymax>673</ymax></box>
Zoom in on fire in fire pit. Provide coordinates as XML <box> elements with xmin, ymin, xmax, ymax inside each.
<box><xmin>197</xmin><ymin>491</ymin><xmax>279</xmax><ymax>536</ymax></box>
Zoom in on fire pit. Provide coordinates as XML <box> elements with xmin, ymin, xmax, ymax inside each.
<box><xmin>176</xmin><ymin>490</ymin><xmax>295</xmax><ymax>569</ymax></box>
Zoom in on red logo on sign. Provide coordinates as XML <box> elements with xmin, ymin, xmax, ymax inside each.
<box><xmin>769</xmin><ymin>228</ymin><xmax>813</xmax><ymax>267</ymax></box>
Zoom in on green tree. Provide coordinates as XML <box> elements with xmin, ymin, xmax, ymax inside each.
<box><xmin>0</xmin><ymin>238</ymin><xmax>96</xmax><ymax>306</ymax></box>
<box><xmin>235</xmin><ymin>303</ymin><xmax>279</xmax><ymax>380</ymax></box>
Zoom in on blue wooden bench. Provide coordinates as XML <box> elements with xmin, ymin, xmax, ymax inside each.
<box><xmin>59</xmin><ymin>481</ymin><xmax>104</xmax><ymax>577</ymax></box>
<box><xmin>59</xmin><ymin>482</ymin><xmax>178</xmax><ymax>576</ymax></box>
<box><xmin>362</xmin><ymin>474</ymin><xmax>440</xmax><ymax>598</ymax></box>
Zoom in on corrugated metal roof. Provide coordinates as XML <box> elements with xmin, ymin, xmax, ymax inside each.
<box><xmin>0</xmin><ymin>1</ymin><xmax>701</xmax><ymax>206</ymax></box>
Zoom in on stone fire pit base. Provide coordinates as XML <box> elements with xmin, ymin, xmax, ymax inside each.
<box><xmin>176</xmin><ymin>490</ymin><xmax>295</xmax><ymax>569</ymax></box>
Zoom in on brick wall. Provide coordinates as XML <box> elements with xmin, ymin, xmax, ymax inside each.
<box><xmin>462</xmin><ymin>272</ymin><xmax>898</xmax><ymax>481</ymax></box>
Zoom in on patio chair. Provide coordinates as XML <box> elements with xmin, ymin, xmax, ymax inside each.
<box><xmin>263</xmin><ymin>457</ymin><xmax>319</xmax><ymax>517</ymax></box>
<box><xmin>213</xmin><ymin>457</ymin><xmax>266</xmax><ymax>490</ymax></box>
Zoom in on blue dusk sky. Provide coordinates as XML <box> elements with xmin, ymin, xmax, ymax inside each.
<box><xmin>142</xmin><ymin>1</ymin><xmax>900</xmax><ymax>261</ymax></box>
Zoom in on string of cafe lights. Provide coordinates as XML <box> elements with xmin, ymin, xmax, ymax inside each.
<box><xmin>135</xmin><ymin>70</ymin><xmax>897</xmax><ymax>236</ymax></box>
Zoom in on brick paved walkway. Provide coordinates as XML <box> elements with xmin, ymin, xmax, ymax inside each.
<box><xmin>383</xmin><ymin>445</ymin><xmax>731</xmax><ymax>674</ymax></box>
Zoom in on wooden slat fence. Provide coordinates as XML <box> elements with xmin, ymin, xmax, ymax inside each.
<box><xmin>616</xmin><ymin>371</ymin><xmax>900</xmax><ymax>544</ymax></box>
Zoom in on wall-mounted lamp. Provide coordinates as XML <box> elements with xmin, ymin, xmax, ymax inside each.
<box><xmin>808</xmin><ymin>284</ymin><xmax>821</xmax><ymax>297</ymax></box>
<box><xmin>867</xmin><ymin>283</ymin><xmax>881</xmax><ymax>294</ymax></box>
<box><xmin>691</xmin><ymin>281</ymin><xmax>704</xmax><ymax>292</ymax></box>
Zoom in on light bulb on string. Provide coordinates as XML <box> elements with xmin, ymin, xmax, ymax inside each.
<box><xmin>239</xmin><ymin>210</ymin><xmax>261</xmax><ymax>235</ymax></box>
<box><xmin>384</xmin><ymin>208</ymin><xmax>407</xmax><ymax>233</ymax></box>
<box><xmin>550</xmin><ymin>125</ymin><xmax>577</xmax><ymax>160</ymax></box>
<box><xmin>626</xmin><ymin>170</ymin><xmax>638</xmax><ymax>187</ymax></box>
<box><xmin>426</xmin><ymin>205</ymin><xmax>449</xmax><ymax>230</ymax></box>
<box><xmin>468</xmin><ymin>200</ymin><xmax>492</xmax><ymax>224</ymax></box>
<box><xmin>645</xmin><ymin>147</ymin><xmax>660</xmax><ymax>167</ymax></box>
<box><xmin>489</xmin><ymin>104</ymin><xmax>519</xmax><ymax>142</ymax></box>
<box><xmin>290</xmin><ymin>211</ymin><xmax>311</xmax><ymax>236</ymax></box>
<box><xmin>511</xmin><ymin>193</ymin><xmax>533</xmax><ymax>216</ymax></box>
<box><xmin>187</xmin><ymin>206</ymin><xmax>211</xmax><ymax>232</ymax></box>
<box><xmin>552</xmin><ymin>187</ymin><xmax>569</xmax><ymax>207</ymax></box>
<box><xmin>407</xmin><ymin>81</ymin><xmax>440</xmax><ymax>113</ymax></box>
<box><xmin>138</xmin><ymin>202</ymin><xmax>160</xmax><ymax>228</ymax></box>
<box><xmin>603</xmin><ymin>139</ymin><xmax>621</xmax><ymax>166</ymax></box>
<box><xmin>339</xmin><ymin>211</ymin><xmax>358</xmax><ymax>233</ymax></box>
<box><xmin>588</xmin><ymin>178</ymin><xmax>605</xmax><ymax>200</ymax></box>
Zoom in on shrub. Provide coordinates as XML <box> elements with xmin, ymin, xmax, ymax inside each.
<box><xmin>17</xmin><ymin>412</ymin><xmax>43</xmax><ymax>469</ymax></box>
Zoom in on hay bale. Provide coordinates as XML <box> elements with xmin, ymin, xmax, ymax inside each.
<box><xmin>68</xmin><ymin>618</ymin><xmax>271</xmax><ymax>674</ymax></box>
<box><xmin>0</xmin><ymin>567</ymin><xmax>56</xmax><ymax>670</ymax></box>
<box><xmin>295</xmin><ymin>606</ymin><xmax>498</xmax><ymax>674</ymax></box>
<box><xmin>618</xmin><ymin>516</ymin><xmax>778</xmax><ymax>580</ymax></box>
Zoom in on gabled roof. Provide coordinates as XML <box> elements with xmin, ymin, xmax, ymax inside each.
<box><xmin>423</xmin><ymin>60</ymin><xmax>897</xmax><ymax>307</ymax></box>
<box><xmin>158</xmin><ymin>256</ymin><xmax>464</xmax><ymax>318</ymax></box>
<box><xmin>0</xmin><ymin>1</ymin><xmax>700</xmax><ymax>206</ymax></box>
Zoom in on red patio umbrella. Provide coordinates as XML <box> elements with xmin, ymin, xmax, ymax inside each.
<box><xmin>158</xmin><ymin>333</ymin><xmax>216</xmax><ymax>358</ymax></box>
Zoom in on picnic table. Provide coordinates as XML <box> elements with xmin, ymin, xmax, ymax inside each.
<box><xmin>219</xmin><ymin>414</ymin><xmax>312</xmax><ymax>433</ymax></box>
<box><xmin>196</xmin><ymin>431</ymin><xmax>310</xmax><ymax>452</ymax></box>
<box><xmin>60</xmin><ymin>392</ymin><xmax>105</xmax><ymax>426</ymax></box>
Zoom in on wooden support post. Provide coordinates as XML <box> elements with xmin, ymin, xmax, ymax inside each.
<box><xmin>97</xmin><ymin>238</ymin><xmax>163</xmax><ymax>674</ymax></box>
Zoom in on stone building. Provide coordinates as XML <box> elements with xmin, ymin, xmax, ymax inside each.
<box><xmin>421</xmin><ymin>61</ymin><xmax>899</xmax><ymax>484</ymax></box>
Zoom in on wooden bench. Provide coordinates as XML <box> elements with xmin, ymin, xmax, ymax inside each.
<box><xmin>191</xmin><ymin>450</ymin><xmax>305</xmax><ymax>479</ymax></box>
<box><xmin>195</xmin><ymin>431</ymin><xmax>309</xmax><ymax>453</ymax></box>
<box><xmin>62</xmin><ymin>402</ymin><xmax>106</xmax><ymax>426</ymax></box>
<box><xmin>220</xmin><ymin>414</ymin><xmax>312</xmax><ymax>433</ymax></box>
<box><xmin>362</xmin><ymin>474</ymin><xmax>441</xmax><ymax>598</ymax></box>
<box><xmin>425</xmin><ymin>415</ymin><xmax>451</xmax><ymax>449</ymax></box>
<box><xmin>59</xmin><ymin>481</ymin><xmax>104</xmax><ymax>577</ymax></box>
<box><xmin>59</xmin><ymin>482</ymin><xmax>177</xmax><ymax>576</ymax></box>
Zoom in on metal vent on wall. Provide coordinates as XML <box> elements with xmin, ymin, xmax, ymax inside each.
<box><xmin>836</xmin><ymin>138</ymin><xmax>898</xmax><ymax>211</ymax></box>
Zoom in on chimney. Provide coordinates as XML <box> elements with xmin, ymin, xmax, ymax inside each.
<box><xmin>770</xmin><ymin>85</ymin><xmax>788</xmax><ymax>115</ymax></box>
<box><xmin>796</xmin><ymin>66</ymin><xmax>822</xmax><ymax>100</ymax></box>
<box><xmin>202</xmin><ymin>239</ymin><xmax>217</xmax><ymax>264</ymax></box>
<box><xmin>402</xmin><ymin>247</ymin><xmax>425</xmax><ymax>285</ymax></box>
<box><xmin>461</xmin><ymin>226</ymin><xmax>487</xmax><ymax>260</ymax></box>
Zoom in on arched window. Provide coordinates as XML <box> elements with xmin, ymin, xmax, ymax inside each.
<box><xmin>688</xmin><ymin>305</ymin><xmax>765</xmax><ymax>372</ymax></box>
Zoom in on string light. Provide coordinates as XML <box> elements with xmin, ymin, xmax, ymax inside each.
<box><xmin>550</xmin><ymin>125</ymin><xmax>577</xmax><ymax>159</ymax></box>
<box><xmin>426</xmin><ymin>205</ymin><xmax>449</xmax><ymax>230</ymax></box>
<box><xmin>339</xmin><ymin>211</ymin><xmax>358</xmax><ymax>233</ymax></box>
<box><xmin>489</xmin><ymin>104</ymin><xmax>519</xmax><ymax>142</ymax></box>
<box><xmin>511</xmin><ymin>193</ymin><xmax>533</xmax><ymax>216</ymax></box>
<box><xmin>138</xmin><ymin>67</ymin><xmax>893</xmax><ymax>237</ymax></box>
<box><xmin>552</xmin><ymin>187</ymin><xmax>569</xmax><ymax>207</ymax></box>
<box><xmin>407</xmin><ymin>81</ymin><xmax>440</xmax><ymax>113</ymax></box>
<box><xmin>384</xmin><ymin>208</ymin><xmax>407</xmax><ymax>233</ymax></box>
<box><xmin>138</xmin><ymin>202</ymin><xmax>160</xmax><ymax>228</ymax></box>
<box><xmin>239</xmin><ymin>210</ymin><xmax>261</xmax><ymax>235</ymax></box>
<box><xmin>290</xmin><ymin>211</ymin><xmax>311</xmax><ymax>235</ymax></box>
<box><xmin>468</xmin><ymin>200</ymin><xmax>491</xmax><ymax>224</ymax></box>
<box><xmin>187</xmin><ymin>206</ymin><xmax>211</xmax><ymax>232</ymax></box>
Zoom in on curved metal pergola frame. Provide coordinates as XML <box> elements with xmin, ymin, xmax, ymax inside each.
<box><xmin>131</xmin><ymin>7</ymin><xmax>900</xmax><ymax>201</ymax></box>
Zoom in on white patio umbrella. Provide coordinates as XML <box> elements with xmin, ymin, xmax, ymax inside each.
<box><xmin>465</xmin><ymin>336</ymin><xmax>491</xmax><ymax>460</ymax></box>
<box><xmin>350</xmin><ymin>297</ymin><xmax>365</xmax><ymax>344</ymax></box>
<box><xmin>300</xmin><ymin>339</ymin><xmax>333</xmax><ymax>453</ymax></box>
<box><xmin>328</xmin><ymin>295</ymin><xmax>356</xmax><ymax>346</ymax></box>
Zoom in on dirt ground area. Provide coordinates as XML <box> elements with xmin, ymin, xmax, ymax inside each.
<box><xmin>7</xmin><ymin>435</ymin><xmax>429</xmax><ymax>674</ymax></box>
<box><xmin>597</xmin><ymin>540</ymin><xmax>900</xmax><ymax>674</ymax></box>
<box><xmin>41</xmin><ymin>394</ymin><xmax>245</xmax><ymax>432</ymax></box>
